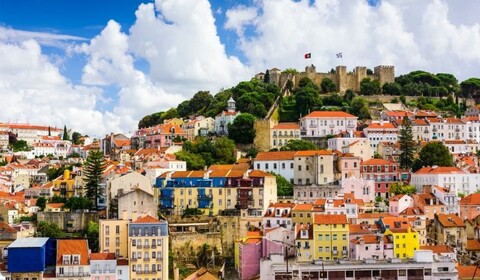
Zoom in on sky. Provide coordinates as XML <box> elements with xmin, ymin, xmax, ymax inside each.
<box><xmin>1</xmin><ymin>0</ymin><xmax>480</xmax><ymax>137</ymax></box>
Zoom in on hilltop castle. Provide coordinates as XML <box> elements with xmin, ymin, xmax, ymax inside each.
<box><xmin>256</xmin><ymin>64</ymin><xmax>395</xmax><ymax>93</ymax></box>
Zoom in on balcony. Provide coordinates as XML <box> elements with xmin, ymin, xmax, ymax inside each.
<box><xmin>332</xmin><ymin>250</ymin><xmax>338</xmax><ymax>255</ymax></box>
<box><xmin>152</xmin><ymin>244</ymin><xmax>157</xmax><ymax>249</ymax></box>
<box><xmin>144</xmin><ymin>257</ymin><xmax>150</xmax><ymax>261</ymax></box>
<box><xmin>144</xmin><ymin>244</ymin><xmax>150</xmax><ymax>249</ymax></box>
<box><xmin>137</xmin><ymin>244</ymin><xmax>142</xmax><ymax>249</ymax></box>
<box><xmin>59</xmin><ymin>272</ymin><xmax>90</xmax><ymax>277</ymax></box>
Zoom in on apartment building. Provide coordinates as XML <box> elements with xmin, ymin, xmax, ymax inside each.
<box><xmin>313</xmin><ymin>214</ymin><xmax>349</xmax><ymax>261</ymax></box>
<box><xmin>128</xmin><ymin>215</ymin><xmax>169</xmax><ymax>280</ymax></box>
<box><xmin>99</xmin><ymin>219</ymin><xmax>129</xmax><ymax>258</ymax></box>
<box><xmin>300</xmin><ymin>111</ymin><xmax>358</xmax><ymax>138</ymax></box>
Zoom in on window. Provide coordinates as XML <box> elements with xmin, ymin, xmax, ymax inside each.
<box><xmin>318</xmin><ymin>234</ymin><xmax>323</xmax><ymax>240</ymax></box>
<box><xmin>333</xmin><ymin>234</ymin><xmax>337</xmax><ymax>240</ymax></box>
<box><xmin>266</xmin><ymin>163</ymin><xmax>269</xmax><ymax>169</ymax></box>
<box><xmin>290</xmin><ymin>163</ymin><xmax>294</xmax><ymax>169</ymax></box>
<box><xmin>106</xmin><ymin>225</ymin><xmax>110</xmax><ymax>235</ymax></box>
<box><xmin>298</xmin><ymin>165</ymin><xmax>302</xmax><ymax>171</ymax></box>
<box><xmin>274</xmin><ymin>163</ymin><xmax>277</xmax><ymax>169</ymax></box>
<box><xmin>282</xmin><ymin>163</ymin><xmax>285</xmax><ymax>169</ymax></box>
<box><xmin>116</xmin><ymin>225</ymin><xmax>120</xmax><ymax>234</ymax></box>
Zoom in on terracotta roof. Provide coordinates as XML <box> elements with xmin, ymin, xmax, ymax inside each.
<box><xmin>46</xmin><ymin>203</ymin><xmax>64</xmax><ymax>209</ymax></box>
<box><xmin>272</xmin><ymin>123</ymin><xmax>300</xmax><ymax>130</ymax></box>
<box><xmin>90</xmin><ymin>252</ymin><xmax>116</xmax><ymax>260</ymax></box>
<box><xmin>383</xmin><ymin>111</ymin><xmax>414</xmax><ymax>117</ymax></box>
<box><xmin>314</xmin><ymin>214</ymin><xmax>347</xmax><ymax>224</ymax></box>
<box><xmin>133</xmin><ymin>215</ymin><xmax>161</xmax><ymax>224</ymax></box>
<box><xmin>437</xmin><ymin>214</ymin><xmax>465</xmax><ymax>227</ymax></box>
<box><xmin>303</xmin><ymin>111</ymin><xmax>357</xmax><ymax>118</ymax></box>
<box><xmin>249</xmin><ymin>170</ymin><xmax>274</xmax><ymax>178</ymax></box>
<box><xmin>184</xmin><ymin>267</ymin><xmax>219</xmax><ymax>280</ymax></box>
<box><xmin>56</xmin><ymin>239</ymin><xmax>89</xmax><ymax>265</ymax></box>
<box><xmin>466</xmin><ymin>239</ymin><xmax>480</xmax><ymax>251</ymax></box>
<box><xmin>294</xmin><ymin>150</ymin><xmax>332</xmax><ymax>156</ymax></box>
<box><xmin>225</xmin><ymin>170</ymin><xmax>245</xmax><ymax>178</ymax></box>
<box><xmin>0</xmin><ymin>222</ymin><xmax>17</xmax><ymax>233</ymax></box>
<box><xmin>457</xmin><ymin>265</ymin><xmax>480</xmax><ymax>279</ymax></box>
<box><xmin>420</xmin><ymin>245</ymin><xmax>454</xmax><ymax>254</ymax></box>
<box><xmin>350</xmin><ymin>234</ymin><xmax>389</xmax><ymax>244</ymax></box>
<box><xmin>362</xmin><ymin>158</ymin><xmax>393</xmax><ymax>165</ymax></box>
<box><xmin>357</xmin><ymin>213</ymin><xmax>394</xmax><ymax>219</ymax></box>
<box><xmin>292</xmin><ymin>203</ymin><xmax>314</xmax><ymax>211</ymax></box>
<box><xmin>255</xmin><ymin>151</ymin><xmax>296</xmax><ymax>161</ymax></box>
<box><xmin>414</xmin><ymin>166</ymin><xmax>464</xmax><ymax>175</ymax></box>
<box><xmin>366</xmin><ymin>122</ymin><xmax>397</xmax><ymax>129</ymax></box>
<box><xmin>117</xmin><ymin>259</ymin><xmax>129</xmax><ymax>266</ymax></box>
<box><xmin>460</xmin><ymin>194</ymin><xmax>480</xmax><ymax>205</ymax></box>
<box><xmin>114</xmin><ymin>139</ymin><xmax>131</xmax><ymax>147</ymax></box>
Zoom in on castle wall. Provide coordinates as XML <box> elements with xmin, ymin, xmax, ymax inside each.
<box><xmin>254</xmin><ymin>118</ymin><xmax>275</xmax><ymax>152</ymax></box>
<box><xmin>37</xmin><ymin>211</ymin><xmax>99</xmax><ymax>232</ymax></box>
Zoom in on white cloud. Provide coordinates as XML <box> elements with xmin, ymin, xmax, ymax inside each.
<box><xmin>0</xmin><ymin>26</ymin><xmax>87</xmax><ymax>48</ymax></box>
<box><xmin>225</xmin><ymin>0</ymin><xmax>480</xmax><ymax>80</ymax></box>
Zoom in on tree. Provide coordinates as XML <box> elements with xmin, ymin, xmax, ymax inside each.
<box><xmin>72</xmin><ymin>132</ymin><xmax>82</xmax><ymax>145</ymax></box>
<box><xmin>350</xmin><ymin>97</ymin><xmax>371</xmax><ymax>120</ymax></box>
<box><xmin>382</xmin><ymin>82</ymin><xmax>402</xmax><ymax>95</ymax></box>
<box><xmin>48</xmin><ymin>126</ymin><xmax>51</xmax><ymax>136</ymax></box>
<box><xmin>64</xmin><ymin>196</ymin><xmax>92</xmax><ymax>211</ymax></box>
<box><xmin>280</xmin><ymin>139</ymin><xmax>317</xmax><ymax>151</ymax></box>
<box><xmin>12</xmin><ymin>139</ymin><xmax>29</xmax><ymax>152</ymax></box>
<box><xmin>214</xmin><ymin>137</ymin><xmax>237</xmax><ymax>164</ymax></box>
<box><xmin>175</xmin><ymin>150</ymin><xmax>206</xmax><ymax>170</ymax></box>
<box><xmin>84</xmin><ymin>150</ymin><xmax>106</xmax><ymax>210</ymax></box>
<box><xmin>62</xmin><ymin>125</ymin><xmax>69</xmax><ymax>140</ymax></box>
<box><xmin>360</xmin><ymin>78</ymin><xmax>381</xmax><ymax>95</ymax></box>
<box><xmin>412</xmin><ymin>142</ymin><xmax>453</xmax><ymax>172</ymax></box>
<box><xmin>320</xmin><ymin>77</ymin><xmax>336</xmax><ymax>93</ymax></box>
<box><xmin>295</xmin><ymin>86</ymin><xmax>320</xmax><ymax>117</ymax></box>
<box><xmin>37</xmin><ymin>221</ymin><xmax>66</xmax><ymax>238</ymax></box>
<box><xmin>389</xmin><ymin>182</ymin><xmax>416</xmax><ymax>195</ymax></box>
<box><xmin>50</xmin><ymin>195</ymin><xmax>66</xmax><ymax>203</ymax></box>
<box><xmin>398</xmin><ymin>116</ymin><xmax>415</xmax><ymax>170</ymax></box>
<box><xmin>228</xmin><ymin>113</ymin><xmax>256</xmax><ymax>144</ymax></box>
<box><xmin>460</xmin><ymin>78</ymin><xmax>480</xmax><ymax>98</ymax></box>
<box><xmin>36</xmin><ymin>197</ymin><xmax>47</xmax><ymax>211</ymax></box>
<box><xmin>272</xmin><ymin>173</ymin><xmax>293</xmax><ymax>196</ymax></box>
<box><xmin>87</xmin><ymin>221</ymin><xmax>99</xmax><ymax>252</ymax></box>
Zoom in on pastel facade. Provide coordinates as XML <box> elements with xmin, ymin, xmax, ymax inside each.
<box><xmin>182</xmin><ymin>116</ymin><xmax>215</xmax><ymax>140</ymax></box>
<box><xmin>341</xmin><ymin>176</ymin><xmax>375</xmax><ymax>203</ymax></box>
<box><xmin>263</xmin><ymin>203</ymin><xmax>295</xmax><ymax>231</ymax></box>
<box><xmin>313</xmin><ymin>214</ymin><xmax>349</xmax><ymax>261</ymax></box>
<box><xmin>128</xmin><ymin>215</ymin><xmax>169</xmax><ymax>280</ymax></box>
<box><xmin>360</xmin><ymin>159</ymin><xmax>400</xmax><ymax>198</ymax></box>
<box><xmin>350</xmin><ymin>234</ymin><xmax>394</xmax><ymax>260</ymax></box>
<box><xmin>215</xmin><ymin>97</ymin><xmax>240</xmax><ymax>136</ymax></box>
<box><xmin>389</xmin><ymin>194</ymin><xmax>414</xmax><ymax>216</ymax></box>
<box><xmin>384</xmin><ymin>227</ymin><xmax>420</xmax><ymax>259</ymax></box>
<box><xmin>99</xmin><ymin>219</ymin><xmax>129</xmax><ymax>259</ymax></box>
<box><xmin>300</xmin><ymin>111</ymin><xmax>357</xmax><ymax>138</ymax></box>
<box><xmin>90</xmin><ymin>253</ymin><xmax>116</xmax><ymax>280</ymax></box>
<box><xmin>271</xmin><ymin>122</ymin><xmax>300</xmax><ymax>149</ymax></box>
<box><xmin>433</xmin><ymin>214</ymin><xmax>466</xmax><ymax>248</ymax></box>
<box><xmin>157</xmin><ymin>169</ymin><xmax>277</xmax><ymax>216</ymax></box>
<box><xmin>363</xmin><ymin>121</ymin><xmax>399</xmax><ymax>148</ymax></box>
<box><xmin>459</xmin><ymin>194</ymin><xmax>480</xmax><ymax>220</ymax></box>
<box><xmin>55</xmin><ymin>239</ymin><xmax>91</xmax><ymax>280</ymax></box>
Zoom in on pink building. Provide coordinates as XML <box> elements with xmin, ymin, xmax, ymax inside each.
<box><xmin>237</xmin><ymin>231</ymin><xmax>262</xmax><ymax>280</ymax></box>
<box><xmin>90</xmin><ymin>253</ymin><xmax>116</xmax><ymax>280</ymax></box>
<box><xmin>389</xmin><ymin>194</ymin><xmax>414</xmax><ymax>216</ymax></box>
<box><xmin>459</xmin><ymin>193</ymin><xmax>480</xmax><ymax>220</ymax></box>
<box><xmin>350</xmin><ymin>234</ymin><xmax>394</xmax><ymax>260</ymax></box>
<box><xmin>361</xmin><ymin>159</ymin><xmax>399</xmax><ymax>198</ymax></box>
<box><xmin>341</xmin><ymin>176</ymin><xmax>375</xmax><ymax>203</ymax></box>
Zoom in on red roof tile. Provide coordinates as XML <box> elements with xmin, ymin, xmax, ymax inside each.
<box><xmin>133</xmin><ymin>215</ymin><xmax>161</xmax><ymax>224</ymax></box>
<box><xmin>303</xmin><ymin>111</ymin><xmax>357</xmax><ymax>118</ymax></box>
<box><xmin>314</xmin><ymin>214</ymin><xmax>347</xmax><ymax>224</ymax></box>
<box><xmin>56</xmin><ymin>239</ymin><xmax>89</xmax><ymax>265</ymax></box>
<box><xmin>90</xmin><ymin>253</ymin><xmax>116</xmax><ymax>260</ymax></box>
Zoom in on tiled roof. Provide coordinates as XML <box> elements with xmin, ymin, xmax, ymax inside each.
<box><xmin>56</xmin><ymin>239</ymin><xmax>89</xmax><ymax>265</ymax></box>
<box><xmin>272</xmin><ymin>123</ymin><xmax>300</xmax><ymax>130</ymax></box>
<box><xmin>419</xmin><ymin>245</ymin><xmax>453</xmax><ymax>254</ymax></box>
<box><xmin>460</xmin><ymin>194</ymin><xmax>480</xmax><ymax>205</ymax></box>
<box><xmin>294</xmin><ymin>150</ymin><xmax>333</xmax><ymax>156</ymax></box>
<box><xmin>314</xmin><ymin>214</ymin><xmax>347</xmax><ymax>224</ymax></box>
<box><xmin>90</xmin><ymin>252</ymin><xmax>116</xmax><ymax>260</ymax></box>
<box><xmin>350</xmin><ymin>234</ymin><xmax>389</xmax><ymax>244</ymax></box>
<box><xmin>366</xmin><ymin>122</ymin><xmax>397</xmax><ymax>129</ymax></box>
<box><xmin>255</xmin><ymin>151</ymin><xmax>297</xmax><ymax>161</ymax></box>
<box><xmin>414</xmin><ymin>166</ymin><xmax>464</xmax><ymax>175</ymax></box>
<box><xmin>133</xmin><ymin>215</ymin><xmax>161</xmax><ymax>224</ymax></box>
<box><xmin>362</xmin><ymin>158</ymin><xmax>393</xmax><ymax>165</ymax></box>
<box><xmin>303</xmin><ymin>111</ymin><xmax>357</xmax><ymax>118</ymax></box>
<box><xmin>437</xmin><ymin>214</ymin><xmax>465</xmax><ymax>228</ymax></box>
<box><xmin>293</xmin><ymin>203</ymin><xmax>314</xmax><ymax>211</ymax></box>
<box><xmin>46</xmin><ymin>203</ymin><xmax>64</xmax><ymax>209</ymax></box>
<box><xmin>117</xmin><ymin>259</ymin><xmax>129</xmax><ymax>266</ymax></box>
<box><xmin>184</xmin><ymin>267</ymin><xmax>219</xmax><ymax>280</ymax></box>
<box><xmin>249</xmin><ymin>170</ymin><xmax>274</xmax><ymax>178</ymax></box>
<box><xmin>457</xmin><ymin>265</ymin><xmax>480</xmax><ymax>279</ymax></box>
<box><xmin>0</xmin><ymin>222</ymin><xmax>17</xmax><ymax>233</ymax></box>
<box><xmin>466</xmin><ymin>239</ymin><xmax>480</xmax><ymax>251</ymax></box>
<box><xmin>383</xmin><ymin>111</ymin><xmax>413</xmax><ymax>117</ymax></box>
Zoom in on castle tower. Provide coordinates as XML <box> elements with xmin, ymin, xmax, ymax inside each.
<box><xmin>336</xmin><ymin>66</ymin><xmax>347</xmax><ymax>92</ymax></box>
<box><xmin>374</xmin><ymin>65</ymin><xmax>395</xmax><ymax>86</ymax></box>
<box><xmin>227</xmin><ymin>97</ymin><xmax>236</xmax><ymax>113</ymax></box>
<box><xmin>355</xmin><ymin>66</ymin><xmax>367</xmax><ymax>91</ymax></box>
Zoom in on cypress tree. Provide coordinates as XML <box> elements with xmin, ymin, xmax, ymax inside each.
<box><xmin>84</xmin><ymin>150</ymin><xmax>106</xmax><ymax>210</ymax></box>
<box><xmin>398</xmin><ymin>116</ymin><xmax>415</xmax><ymax>170</ymax></box>
<box><xmin>62</xmin><ymin>125</ymin><xmax>69</xmax><ymax>140</ymax></box>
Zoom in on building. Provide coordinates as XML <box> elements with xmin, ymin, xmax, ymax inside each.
<box><xmin>236</xmin><ymin>231</ymin><xmax>262</xmax><ymax>280</ymax></box>
<box><xmin>433</xmin><ymin>213</ymin><xmax>466</xmax><ymax>248</ymax></box>
<box><xmin>7</xmin><ymin>237</ymin><xmax>54</xmax><ymax>280</ymax></box>
<box><xmin>384</xmin><ymin>227</ymin><xmax>420</xmax><ymax>259</ymax></box>
<box><xmin>52</xmin><ymin>169</ymin><xmax>79</xmax><ymax>199</ymax></box>
<box><xmin>270</xmin><ymin>123</ymin><xmax>300</xmax><ymax>149</ymax></box>
<box><xmin>128</xmin><ymin>215</ymin><xmax>169</xmax><ymax>280</ymax></box>
<box><xmin>300</xmin><ymin>111</ymin><xmax>357</xmax><ymax>139</ymax></box>
<box><xmin>360</xmin><ymin>158</ymin><xmax>400</xmax><ymax>198</ymax></box>
<box><xmin>263</xmin><ymin>203</ymin><xmax>295</xmax><ymax>231</ymax></box>
<box><xmin>156</xmin><ymin>168</ymin><xmax>277</xmax><ymax>216</ymax></box>
<box><xmin>350</xmin><ymin>234</ymin><xmax>393</xmax><ymax>260</ymax></box>
<box><xmin>341</xmin><ymin>176</ymin><xmax>375</xmax><ymax>204</ymax></box>
<box><xmin>90</xmin><ymin>253</ymin><xmax>116</xmax><ymax>280</ymax></box>
<box><xmin>363</xmin><ymin>121</ymin><xmax>399</xmax><ymax>148</ymax></box>
<box><xmin>182</xmin><ymin>116</ymin><xmax>215</xmax><ymax>140</ymax></box>
<box><xmin>411</xmin><ymin>166</ymin><xmax>480</xmax><ymax>198</ymax></box>
<box><xmin>459</xmin><ymin>193</ymin><xmax>480</xmax><ymax>220</ymax></box>
<box><xmin>215</xmin><ymin>97</ymin><xmax>240</xmax><ymax>136</ymax></box>
<box><xmin>117</xmin><ymin>188</ymin><xmax>157</xmax><ymax>220</ymax></box>
<box><xmin>99</xmin><ymin>219</ymin><xmax>129</xmax><ymax>258</ymax></box>
<box><xmin>260</xmin><ymin>250</ymin><xmax>458</xmax><ymax>280</ymax></box>
<box><xmin>389</xmin><ymin>194</ymin><xmax>414</xmax><ymax>216</ymax></box>
<box><xmin>295</xmin><ymin>223</ymin><xmax>314</xmax><ymax>262</ymax></box>
<box><xmin>313</xmin><ymin>214</ymin><xmax>349</xmax><ymax>261</ymax></box>
<box><xmin>253</xmin><ymin>151</ymin><xmax>296</xmax><ymax>183</ymax></box>
<box><xmin>55</xmin><ymin>239</ymin><xmax>91</xmax><ymax>280</ymax></box>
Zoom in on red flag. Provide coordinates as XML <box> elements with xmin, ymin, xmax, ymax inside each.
<box><xmin>304</xmin><ymin>53</ymin><xmax>311</xmax><ymax>59</ymax></box>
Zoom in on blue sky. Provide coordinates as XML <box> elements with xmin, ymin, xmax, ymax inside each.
<box><xmin>0</xmin><ymin>0</ymin><xmax>479</xmax><ymax>136</ymax></box>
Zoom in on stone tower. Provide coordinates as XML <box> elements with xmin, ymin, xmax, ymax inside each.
<box><xmin>336</xmin><ymin>66</ymin><xmax>347</xmax><ymax>92</ymax></box>
<box><xmin>374</xmin><ymin>65</ymin><xmax>395</xmax><ymax>86</ymax></box>
<box><xmin>355</xmin><ymin>66</ymin><xmax>367</xmax><ymax>90</ymax></box>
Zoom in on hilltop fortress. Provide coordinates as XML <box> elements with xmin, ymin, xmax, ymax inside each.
<box><xmin>256</xmin><ymin>64</ymin><xmax>395</xmax><ymax>92</ymax></box>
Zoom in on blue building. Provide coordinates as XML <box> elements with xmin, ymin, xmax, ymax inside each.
<box><xmin>7</xmin><ymin>237</ymin><xmax>55</xmax><ymax>278</ymax></box>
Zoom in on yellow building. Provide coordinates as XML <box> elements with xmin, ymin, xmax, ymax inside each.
<box><xmin>99</xmin><ymin>219</ymin><xmax>129</xmax><ymax>258</ymax></box>
<box><xmin>128</xmin><ymin>215</ymin><xmax>169</xmax><ymax>280</ymax></box>
<box><xmin>295</xmin><ymin>224</ymin><xmax>313</xmax><ymax>262</ymax></box>
<box><xmin>313</xmin><ymin>214</ymin><xmax>349</xmax><ymax>261</ymax></box>
<box><xmin>158</xmin><ymin>168</ymin><xmax>277</xmax><ymax>216</ymax></box>
<box><xmin>384</xmin><ymin>227</ymin><xmax>419</xmax><ymax>259</ymax></box>
<box><xmin>52</xmin><ymin>169</ymin><xmax>76</xmax><ymax>199</ymax></box>
<box><xmin>291</xmin><ymin>203</ymin><xmax>314</xmax><ymax>226</ymax></box>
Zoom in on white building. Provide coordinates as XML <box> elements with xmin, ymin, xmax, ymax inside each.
<box><xmin>253</xmin><ymin>151</ymin><xmax>296</xmax><ymax>183</ymax></box>
<box><xmin>300</xmin><ymin>111</ymin><xmax>357</xmax><ymax>138</ymax></box>
<box><xmin>182</xmin><ymin>116</ymin><xmax>215</xmax><ymax>140</ymax></box>
<box><xmin>215</xmin><ymin>97</ymin><xmax>240</xmax><ymax>136</ymax></box>
<box><xmin>411</xmin><ymin>166</ymin><xmax>480</xmax><ymax>196</ymax></box>
<box><xmin>363</xmin><ymin>121</ymin><xmax>399</xmax><ymax>148</ymax></box>
<box><xmin>389</xmin><ymin>194</ymin><xmax>414</xmax><ymax>216</ymax></box>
